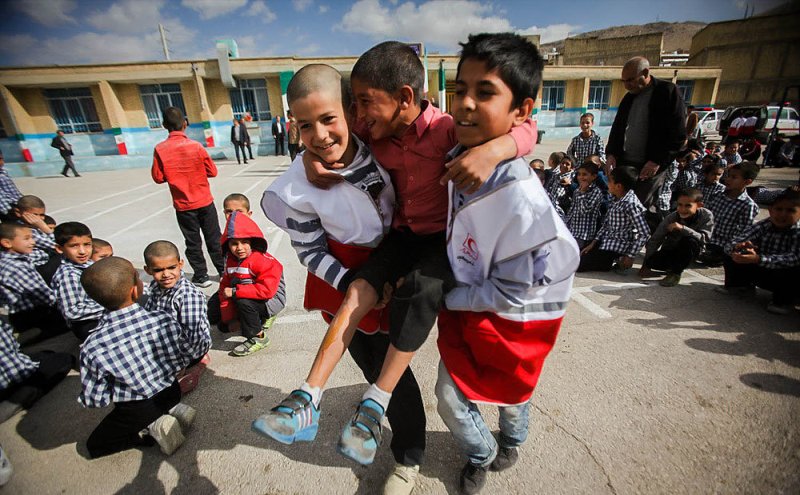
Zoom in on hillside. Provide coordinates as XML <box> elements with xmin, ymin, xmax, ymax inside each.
<box><xmin>541</xmin><ymin>21</ymin><xmax>707</xmax><ymax>55</ymax></box>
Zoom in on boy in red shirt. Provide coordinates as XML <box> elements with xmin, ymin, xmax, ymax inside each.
<box><xmin>151</xmin><ymin>107</ymin><xmax>224</xmax><ymax>288</ymax></box>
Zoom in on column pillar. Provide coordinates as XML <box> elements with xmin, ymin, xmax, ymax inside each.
<box><xmin>96</xmin><ymin>80</ymin><xmax>129</xmax><ymax>155</ymax></box>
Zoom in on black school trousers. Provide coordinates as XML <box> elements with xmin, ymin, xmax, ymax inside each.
<box><xmin>86</xmin><ymin>381</ymin><xmax>180</xmax><ymax>459</ymax></box>
<box><xmin>644</xmin><ymin>237</ymin><xmax>703</xmax><ymax>274</ymax></box>
<box><xmin>175</xmin><ymin>203</ymin><xmax>225</xmax><ymax>279</ymax></box>
<box><xmin>355</xmin><ymin>228</ymin><xmax>456</xmax><ymax>352</ymax></box>
<box><xmin>0</xmin><ymin>351</ymin><xmax>74</xmax><ymax>406</ymax></box>
<box><xmin>207</xmin><ymin>275</ymin><xmax>286</xmax><ymax>339</ymax></box>
<box><xmin>723</xmin><ymin>257</ymin><xmax>800</xmax><ymax>306</ymax></box>
<box><xmin>348</xmin><ymin>330</ymin><xmax>425</xmax><ymax>467</ymax></box>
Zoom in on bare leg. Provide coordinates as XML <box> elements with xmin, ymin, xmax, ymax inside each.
<box><xmin>374</xmin><ymin>346</ymin><xmax>415</xmax><ymax>393</ymax></box>
<box><xmin>305</xmin><ymin>279</ymin><xmax>378</xmax><ymax>388</ymax></box>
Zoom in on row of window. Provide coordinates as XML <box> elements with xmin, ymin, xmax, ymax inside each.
<box><xmin>30</xmin><ymin>79</ymin><xmax>697</xmax><ymax>134</ymax></box>
<box><xmin>43</xmin><ymin>79</ymin><xmax>274</xmax><ymax>134</ymax></box>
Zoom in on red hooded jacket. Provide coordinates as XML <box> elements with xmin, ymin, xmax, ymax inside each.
<box><xmin>219</xmin><ymin>212</ymin><xmax>283</xmax><ymax>322</ymax></box>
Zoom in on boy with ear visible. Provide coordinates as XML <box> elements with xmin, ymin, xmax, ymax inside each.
<box><xmin>222</xmin><ymin>193</ymin><xmax>253</xmax><ymax>219</ymax></box>
<box><xmin>78</xmin><ymin>257</ymin><xmax>208</xmax><ymax>458</ymax></box>
<box><xmin>90</xmin><ymin>238</ymin><xmax>113</xmax><ymax>262</ymax></box>
<box><xmin>12</xmin><ymin>195</ymin><xmax>61</xmax><ymax>283</ymax></box>
<box><xmin>50</xmin><ymin>222</ymin><xmax>105</xmax><ymax>342</ymax></box>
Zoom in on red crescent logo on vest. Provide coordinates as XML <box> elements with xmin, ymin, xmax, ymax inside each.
<box><xmin>462</xmin><ymin>234</ymin><xmax>479</xmax><ymax>261</ymax></box>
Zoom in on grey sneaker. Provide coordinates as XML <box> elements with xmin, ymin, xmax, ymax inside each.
<box><xmin>148</xmin><ymin>415</ymin><xmax>185</xmax><ymax>455</ymax></box>
<box><xmin>231</xmin><ymin>333</ymin><xmax>271</xmax><ymax>357</ymax></box>
<box><xmin>659</xmin><ymin>273</ymin><xmax>681</xmax><ymax>287</ymax></box>
<box><xmin>459</xmin><ymin>462</ymin><xmax>488</xmax><ymax>495</ymax></box>
<box><xmin>490</xmin><ymin>446</ymin><xmax>519</xmax><ymax>472</ymax></box>
<box><xmin>383</xmin><ymin>463</ymin><xmax>419</xmax><ymax>495</ymax></box>
<box><xmin>168</xmin><ymin>403</ymin><xmax>197</xmax><ymax>430</ymax></box>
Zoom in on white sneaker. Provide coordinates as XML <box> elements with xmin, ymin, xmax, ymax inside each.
<box><xmin>168</xmin><ymin>403</ymin><xmax>197</xmax><ymax>430</ymax></box>
<box><xmin>382</xmin><ymin>463</ymin><xmax>419</xmax><ymax>495</ymax></box>
<box><xmin>0</xmin><ymin>444</ymin><xmax>12</xmax><ymax>486</ymax></box>
<box><xmin>148</xmin><ymin>415</ymin><xmax>185</xmax><ymax>455</ymax></box>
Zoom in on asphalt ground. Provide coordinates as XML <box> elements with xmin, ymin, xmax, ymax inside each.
<box><xmin>1</xmin><ymin>139</ymin><xmax>798</xmax><ymax>495</ymax></box>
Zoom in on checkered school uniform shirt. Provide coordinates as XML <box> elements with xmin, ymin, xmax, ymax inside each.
<box><xmin>565</xmin><ymin>184</ymin><xmax>606</xmax><ymax>241</ymax></box>
<box><xmin>595</xmin><ymin>189</ymin><xmax>650</xmax><ymax>257</ymax></box>
<box><xmin>729</xmin><ymin>219</ymin><xmax>800</xmax><ymax>269</ymax></box>
<box><xmin>546</xmin><ymin>171</ymin><xmax>574</xmax><ymax>202</ymax></box>
<box><xmin>0</xmin><ymin>251</ymin><xmax>54</xmax><ymax>313</ymax></box>
<box><xmin>566</xmin><ymin>131</ymin><xmax>606</xmax><ymax>164</ymax></box>
<box><xmin>673</xmin><ymin>167</ymin><xmax>698</xmax><ymax>195</ymax></box>
<box><xmin>706</xmin><ymin>190</ymin><xmax>759</xmax><ymax>248</ymax></box>
<box><xmin>0</xmin><ymin>169</ymin><xmax>22</xmax><ymax>216</ymax></box>
<box><xmin>14</xmin><ymin>221</ymin><xmax>56</xmax><ymax>267</ymax></box>
<box><xmin>51</xmin><ymin>259</ymin><xmax>104</xmax><ymax>325</ymax></box>
<box><xmin>657</xmin><ymin>161</ymin><xmax>679</xmax><ymax>212</ymax></box>
<box><xmin>689</xmin><ymin>152</ymin><xmax>707</xmax><ymax>175</ymax></box>
<box><xmin>698</xmin><ymin>181</ymin><xmax>726</xmax><ymax>202</ymax></box>
<box><xmin>0</xmin><ymin>319</ymin><xmax>38</xmax><ymax>390</ymax></box>
<box><xmin>144</xmin><ymin>276</ymin><xmax>211</xmax><ymax>356</ymax></box>
<box><xmin>79</xmin><ymin>304</ymin><xmax>210</xmax><ymax>408</ymax></box>
<box><xmin>719</xmin><ymin>152</ymin><xmax>742</xmax><ymax>167</ymax></box>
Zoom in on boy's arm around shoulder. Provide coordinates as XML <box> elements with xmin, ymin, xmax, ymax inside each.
<box><xmin>233</xmin><ymin>253</ymin><xmax>283</xmax><ymax>300</ymax></box>
<box><xmin>442</xmin><ymin>119</ymin><xmax>536</xmax><ymax>193</ymax></box>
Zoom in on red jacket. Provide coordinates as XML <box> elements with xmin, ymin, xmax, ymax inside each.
<box><xmin>219</xmin><ymin>212</ymin><xmax>283</xmax><ymax>322</ymax></box>
<box><xmin>152</xmin><ymin>131</ymin><xmax>218</xmax><ymax>211</ymax></box>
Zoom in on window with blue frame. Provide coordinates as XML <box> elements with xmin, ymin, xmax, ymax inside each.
<box><xmin>677</xmin><ymin>80</ymin><xmax>694</xmax><ymax>105</ymax></box>
<box><xmin>44</xmin><ymin>88</ymin><xmax>102</xmax><ymax>134</ymax></box>
<box><xmin>229</xmin><ymin>79</ymin><xmax>271</xmax><ymax>121</ymax></box>
<box><xmin>541</xmin><ymin>81</ymin><xmax>565</xmax><ymax>111</ymax></box>
<box><xmin>140</xmin><ymin>84</ymin><xmax>187</xmax><ymax>128</ymax></box>
<box><xmin>588</xmin><ymin>80</ymin><xmax>611</xmax><ymax>110</ymax></box>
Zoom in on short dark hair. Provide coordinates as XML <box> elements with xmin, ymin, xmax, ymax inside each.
<box><xmin>0</xmin><ymin>223</ymin><xmax>29</xmax><ymax>242</ymax></box>
<box><xmin>162</xmin><ymin>106</ymin><xmax>185</xmax><ymax>132</ymax></box>
<box><xmin>560</xmin><ymin>155</ymin><xmax>574</xmax><ymax>167</ymax></box>
<box><xmin>610</xmin><ymin>166</ymin><xmax>638</xmax><ymax>191</ymax></box>
<box><xmin>224</xmin><ymin>193</ymin><xmax>251</xmax><ymax>210</ymax></box>
<box><xmin>677</xmin><ymin>187</ymin><xmax>704</xmax><ymax>203</ymax></box>
<box><xmin>15</xmin><ymin>195</ymin><xmax>45</xmax><ymax>211</ymax></box>
<box><xmin>92</xmin><ymin>238</ymin><xmax>111</xmax><ymax>250</ymax></box>
<box><xmin>549</xmin><ymin>151</ymin><xmax>566</xmax><ymax>166</ymax></box>
<box><xmin>729</xmin><ymin>161</ymin><xmax>760</xmax><ymax>181</ymax></box>
<box><xmin>583</xmin><ymin>155</ymin><xmax>603</xmax><ymax>167</ymax></box>
<box><xmin>580</xmin><ymin>112</ymin><xmax>594</xmax><ymax>122</ymax></box>
<box><xmin>457</xmin><ymin>33</ymin><xmax>543</xmax><ymax>108</ymax></box>
<box><xmin>44</xmin><ymin>215</ymin><xmax>56</xmax><ymax>226</ymax></box>
<box><xmin>143</xmin><ymin>240</ymin><xmax>180</xmax><ymax>265</ymax></box>
<box><xmin>351</xmin><ymin>42</ymin><xmax>424</xmax><ymax>105</ymax></box>
<box><xmin>288</xmin><ymin>64</ymin><xmax>351</xmax><ymax>112</ymax></box>
<box><xmin>54</xmin><ymin>222</ymin><xmax>92</xmax><ymax>246</ymax></box>
<box><xmin>772</xmin><ymin>187</ymin><xmax>800</xmax><ymax>207</ymax></box>
<box><xmin>725</xmin><ymin>138</ymin><xmax>741</xmax><ymax>147</ymax></box>
<box><xmin>578</xmin><ymin>162</ymin><xmax>599</xmax><ymax>175</ymax></box>
<box><xmin>529</xmin><ymin>158</ymin><xmax>545</xmax><ymax>168</ymax></box>
<box><xmin>81</xmin><ymin>256</ymin><xmax>137</xmax><ymax>310</ymax></box>
<box><xmin>533</xmin><ymin>167</ymin><xmax>546</xmax><ymax>182</ymax></box>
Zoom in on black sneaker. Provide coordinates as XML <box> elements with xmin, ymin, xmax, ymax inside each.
<box><xmin>192</xmin><ymin>275</ymin><xmax>212</xmax><ymax>288</ymax></box>
<box><xmin>459</xmin><ymin>462</ymin><xmax>487</xmax><ymax>495</ymax></box>
<box><xmin>490</xmin><ymin>446</ymin><xmax>518</xmax><ymax>472</ymax></box>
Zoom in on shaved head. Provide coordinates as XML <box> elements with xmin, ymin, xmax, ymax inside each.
<box><xmin>287</xmin><ymin>64</ymin><xmax>350</xmax><ymax>110</ymax></box>
<box><xmin>81</xmin><ymin>256</ymin><xmax>138</xmax><ymax>310</ymax></box>
<box><xmin>143</xmin><ymin>240</ymin><xmax>180</xmax><ymax>266</ymax></box>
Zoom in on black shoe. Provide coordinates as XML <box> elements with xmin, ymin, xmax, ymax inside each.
<box><xmin>459</xmin><ymin>462</ymin><xmax>487</xmax><ymax>495</ymax></box>
<box><xmin>61</xmin><ymin>172</ymin><xmax>68</xmax><ymax>177</ymax></box>
<box><xmin>192</xmin><ymin>274</ymin><xmax>212</xmax><ymax>288</ymax></box>
<box><xmin>490</xmin><ymin>447</ymin><xmax>518</xmax><ymax>472</ymax></box>
<box><xmin>75</xmin><ymin>174</ymin><xmax>81</xmax><ymax>177</ymax></box>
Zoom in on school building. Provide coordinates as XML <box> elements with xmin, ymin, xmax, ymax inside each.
<box><xmin>0</xmin><ymin>44</ymin><xmax>721</xmax><ymax>177</ymax></box>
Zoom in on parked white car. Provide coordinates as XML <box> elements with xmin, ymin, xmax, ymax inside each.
<box><xmin>692</xmin><ymin>109</ymin><xmax>725</xmax><ymax>141</ymax></box>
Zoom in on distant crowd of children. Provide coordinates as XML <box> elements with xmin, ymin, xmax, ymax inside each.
<box><xmin>1</xmin><ymin>31</ymin><xmax>798</xmax><ymax>495</ymax></box>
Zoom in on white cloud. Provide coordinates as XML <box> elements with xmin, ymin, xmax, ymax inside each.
<box><xmin>337</xmin><ymin>0</ymin><xmax>512</xmax><ymax>50</ymax></box>
<box><xmin>13</xmin><ymin>0</ymin><xmax>77</xmax><ymax>27</ymax></box>
<box><xmin>319</xmin><ymin>4</ymin><xmax>329</xmax><ymax>13</ymax></box>
<box><xmin>87</xmin><ymin>0</ymin><xmax>165</xmax><ymax>33</ymax></box>
<box><xmin>519</xmin><ymin>23</ymin><xmax>581</xmax><ymax>44</ymax></box>
<box><xmin>293</xmin><ymin>0</ymin><xmax>313</xmax><ymax>12</ymax></box>
<box><xmin>251</xmin><ymin>0</ymin><xmax>277</xmax><ymax>22</ymax></box>
<box><xmin>181</xmin><ymin>0</ymin><xmax>248</xmax><ymax>19</ymax></box>
<box><xmin>0</xmin><ymin>32</ymin><xmax>164</xmax><ymax>65</ymax></box>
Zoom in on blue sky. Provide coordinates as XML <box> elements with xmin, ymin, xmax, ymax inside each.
<box><xmin>0</xmin><ymin>0</ymin><xmax>786</xmax><ymax>66</ymax></box>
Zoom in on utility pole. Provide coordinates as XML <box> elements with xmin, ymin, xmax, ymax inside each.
<box><xmin>159</xmin><ymin>23</ymin><xmax>170</xmax><ymax>61</ymax></box>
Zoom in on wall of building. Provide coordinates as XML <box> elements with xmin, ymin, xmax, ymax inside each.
<box><xmin>688</xmin><ymin>12</ymin><xmax>800</xmax><ymax>106</ymax></box>
<box><xmin>564</xmin><ymin>32</ymin><xmax>664</xmax><ymax>66</ymax></box>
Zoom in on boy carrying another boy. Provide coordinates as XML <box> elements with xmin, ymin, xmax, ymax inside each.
<box><xmin>51</xmin><ymin>222</ymin><xmax>105</xmax><ymax>342</ymax></box>
<box><xmin>256</xmin><ymin>41</ymin><xmax>535</xmax><ymax>473</ymax></box>
<box><xmin>718</xmin><ymin>188</ymin><xmax>799</xmax><ymax>314</ymax></box>
<box><xmin>208</xmin><ymin>212</ymin><xmax>285</xmax><ymax>357</ymax></box>
<box><xmin>700</xmin><ymin>161</ymin><xmax>760</xmax><ymax>267</ymax></box>
<box><xmin>640</xmin><ymin>188</ymin><xmax>714</xmax><ymax>287</ymax></box>
<box><xmin>258</xmin><ymin>64</ymin><xmax>427</xmax><ymax>494</ymax></box>
<box><xmin>152</xmin><ymin>107</ymin><xmax>224</xmax><ymax>288</ymax></box>
<box><xmin>78</xmin><ymin>257</ymin><xmax>208</xmax><ymax>458</ymax></box>
<box><xmin>0</xmin><ymin>223</ymin><xmax>66</xmax><ymax>336</ymax></box>
<box><xmin>143</xmin><ymin>241</ymin><xmax>212</xmax><ymax>393</ymax></box>
<box><xmin>434</xmin><ymin>33</ymin><xmax>580</xmax><ymax>495</ymax></box>
<box><xmin>578</xmin><ymin>166</ymin><xmax>650</xmax><ymax>273</ymax></box>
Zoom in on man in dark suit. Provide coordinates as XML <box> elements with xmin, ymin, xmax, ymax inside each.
<box><xmin>239</xmin><ymin>118</ymin><xmax>254</xmax><ymax>160</ymax></box>
<box><xmin>272</xmin><ymin>116</ymin><xmax>285</xmax><ymax>156</ymax></box>
<box><xmin>230</xmin><ymin>118</ymin><xmax>248</xmax><ymax>164</ymax></box>
<box><xmin>51</xmin><ymin>130</ymin><xmax>80</xmax><ymax>177</ymax></box>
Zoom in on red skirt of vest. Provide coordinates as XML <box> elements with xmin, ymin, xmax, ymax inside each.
<box><xmin>303</xmin><ymin>238</ymin><xmax>387</xmax><ymax>334</ymax></box>
<box><xmin>437</xmin><ymin>309</ymin><xmax>563</xmax><ymax>405</ymax></box>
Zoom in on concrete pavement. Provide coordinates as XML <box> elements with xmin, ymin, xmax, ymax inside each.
<box><xmin>1</xmin><ymin>142</ymin><xmax>798</xmax><ymax>494</ymax></box>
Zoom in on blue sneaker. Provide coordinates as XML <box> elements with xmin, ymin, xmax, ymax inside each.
<box><xmin>337</xmin><ymin>398</ymin><xmax>384</xmax><ymax>465</ymax></box>
<box><xmin>252</xmin><ymin>390</ymin><xmax>320</xmax><ymax>445</ymax></box>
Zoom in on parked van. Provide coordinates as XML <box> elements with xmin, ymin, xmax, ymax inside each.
<box><xmin>718</xmin><ymin>105</ymin><xmax>800</xmax><ymax>142</ymax></box>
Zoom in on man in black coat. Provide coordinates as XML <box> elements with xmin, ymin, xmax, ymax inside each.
<box><xmin>51</xmin><ymin>130</ymin><xmax>80</xmax><ymax>177</ymax></box>
<box><xmin>606</xmin><ymin>57</ymin><xmax>687</xmax><ymax>213</ymax></box>
<box><xmin>230</xmin><ymin>118</ymin><xmax>248</xmax><ymax>164</ymax></box>
<box><xmin>271</xmin><ymin>116</ymin><xmax>285</xmax><ymax>156</ymax></box>
<box><xmin>239</xmin><ymin>118</ymin><xmax>254</xmax><ymax>160</ymax></box>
